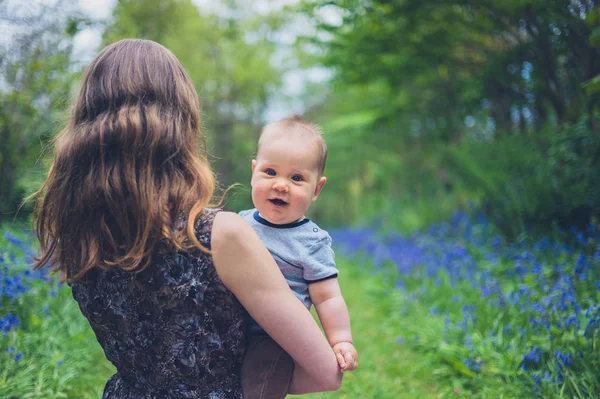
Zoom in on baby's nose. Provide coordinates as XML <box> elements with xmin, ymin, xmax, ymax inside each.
<box><xmin>272</xmin><ymin>179</ymin><xmax>289</xmax><ymax>192</ymax></box>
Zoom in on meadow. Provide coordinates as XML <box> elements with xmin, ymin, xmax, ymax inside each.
<box><xmin>2</xmin><ymin>210</ymin><xmax>598</xmax><ymax>398</ymax></box>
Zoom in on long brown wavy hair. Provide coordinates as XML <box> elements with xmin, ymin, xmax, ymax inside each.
<box><xmin>30</xmin><ymin>39</ymin><xmax>215</xmax><ymax>282</ymax></box>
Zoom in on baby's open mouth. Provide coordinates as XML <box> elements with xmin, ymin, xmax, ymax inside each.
<box><xmin>269</xmin><ymin>198</ymin><xmax>288</xmax><ymax>206</ymax></box>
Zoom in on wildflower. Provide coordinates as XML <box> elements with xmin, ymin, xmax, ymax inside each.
<box><xmin>530</xmin><ymin>303</ymin><xmax>545</xmax><ymax>314</ymax></box>
<box><xmin>464</xmin><ymin>335</ymin><xmax>474</xmax><ymax>351</ymax></box>
<box><xmin>0</xmin><ymin>314</ymin><xmax>20</xmax><ymax>332</ymax></box>
<box><xmin>583</xmin><ymin>318</ymin><xmax>596</xmax><ymax>337</ymax></box>
<box><xmin>464</xmin><ymin>358</ymin><xmax>483</xmax><ymax>372</ymax></box>
<box><xmin>2</xmin><ymin>231</ymin><xmax>23</xmax><ymax>247</ymax></box>
<box><xmin>554</xmin><ymin>350</ymin><xmax>572</xmax><ymax>367</ymax></box>
<box><xmin>523</xmin><ymin>346</ymin><xmax>543</xmax><ymax>363</ymax></box>
<box><xmin>575</xmin><ymin>255</ymin><xmax>587</xmax><ymax>274</ymax></box>
<box><xmin>543</xmin><ymin>371</ymin><xmax>551</xmax><ymax>381</ymax></box>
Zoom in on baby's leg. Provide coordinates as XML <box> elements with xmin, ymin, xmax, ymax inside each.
<box><xmin>242</xmin><ymin>334</ymin><xmax>295</xmax><ymax>399</ymax></box>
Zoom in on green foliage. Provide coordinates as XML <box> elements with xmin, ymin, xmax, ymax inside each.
<box><xmin>583</xmin><ymin>74</ymin><xmax>600</xmax><ymax>95</ymax></box>
<box><xmin>0</xmin><ymin>1</ymin><xmax>83</xmax><ymax>221</ymax></box>
<box><xmin>0</xmin><ymin>230</ymin><xmax>113</xmax><ymax>398</ymax></box>
<box><xmin>302</xmin><ymin>0</ymin><xmax>599</xmax><ymax>137</ymax></box>
<box><xmin>0</xmin><ymin>285</ymin><xmax>114</xmax><ymax>398</ymax></box>
<box><xmin>294</xmin><ymin>0</ymin><xmax>599</xmax><ymax>235</ymax></box>
<box><xmin>444</xmin><ymin>115</ymin><xmax>600</xmax><ymax>237</ymax></box>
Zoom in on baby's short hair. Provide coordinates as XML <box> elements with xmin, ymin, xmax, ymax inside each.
<box><xmin>258</xmin><ymin>114</ymin><xmax>328</xmax><ymax>176</ymax></box>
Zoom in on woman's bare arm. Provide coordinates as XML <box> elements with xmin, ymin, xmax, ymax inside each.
<box><xmin>211</xmin><ymin>211</ymin><xmax>342</xmax><ymax>393</ymax></box>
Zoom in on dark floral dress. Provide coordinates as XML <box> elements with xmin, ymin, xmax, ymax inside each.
<box><xmin>70</xmin><ymin>208</ymin><xmax>249</xmax><ymax>398</ymax></box>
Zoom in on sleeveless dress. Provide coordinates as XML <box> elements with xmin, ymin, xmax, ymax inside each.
<box><xmin>70</xmin><ymin>208</ymin><xmax>249</xmax><ymax>398</ymax></box>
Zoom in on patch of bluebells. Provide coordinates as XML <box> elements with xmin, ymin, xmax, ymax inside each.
<box><xmin>331</xmin><ymin>211</ymin><xmax>600</xmax><ymax>391</ymax></box>
<box><xmin>1</xmin><ymin>230</ymin><xmax>49</xmax><ymax>306</ymax></box>
<box><xmin>1</xmin><ymin>229</ymin><xmax>52</xmax><ymax>364</ymax></box>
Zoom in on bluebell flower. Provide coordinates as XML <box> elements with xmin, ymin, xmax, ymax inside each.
<box><xmin>553</xmin><ymin>372</ymin><xmax>564</xmax><ymax>384</ymax></box>
<box><xmin>0</xmin><ymin>314</ymin><xmax>20</xmax><ymax>332</ymax></box>
<box><xmin>523</xmin><ymin>346</ymin><xmax>543</xmax><ymax>363</ymax></box>
<box><xmin>575</xmin><ymin>254</ymin><xmax>587</xmax><ymax>274</ymax></box>
<box><xmin>584</xmin><ymin>318</ymin><xmax>598</xmax><ymax>337</ymax></box>
<box><xmin>543</xmin><ymin>371</ymin><xmax>551</xmax><ymax>381</ymax></box>
<box><xmin>3</xmin><ymin>231</ymin><xmax>23</xmax><ymax>247</ymax></box>
<box><xmin>464</xmin><ymin>335</ymin><xmax>473</xmax><ymax>351</ymax></box>
<box><xmin>530</xmin><ymin>303</ymin><xmax>545</xmax><ymax>314</ymax></box>
<box><xmin>554</xmin><ymin>350</ymin><xmax>572</xmax><ymax>367</ymax></box>
<box><xmin>464</xmin><ymin>357</ymin><xmax>483</xmax><ymax>372</ymax></box>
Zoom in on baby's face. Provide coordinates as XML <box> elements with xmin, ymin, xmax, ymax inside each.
<box><xmin>251</xmin><ymin>135</ymin><xmax>326</xmax><ymax>225</ymax></box>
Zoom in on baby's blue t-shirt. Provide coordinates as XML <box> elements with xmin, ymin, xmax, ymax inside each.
<box><xmin>239</xmin><ymin>209</ymin><xmax>339</xmax><ymax>310</ymax></box>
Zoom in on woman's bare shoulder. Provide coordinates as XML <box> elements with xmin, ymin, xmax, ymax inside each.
<box><xmin>212</xmin><ymin>211</ymin><xmax>250</xmax><ymax>244</ymax></box>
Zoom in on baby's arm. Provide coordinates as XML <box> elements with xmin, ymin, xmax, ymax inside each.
<box><xmin>309</xmin><ymin>278</ymin><xmax>358</xmax><ymax>371</ymax></box>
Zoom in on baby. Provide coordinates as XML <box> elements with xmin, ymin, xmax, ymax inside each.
<box><xmin>239</xmin><ymin>115</ymin><xmax>358</xmax><ymax>398</ymax></box>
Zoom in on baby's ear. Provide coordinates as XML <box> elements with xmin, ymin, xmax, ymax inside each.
<box><xmin>251</xmin><ymin>159</ymin><xmax>257</xmax><ymax>174</ymax></box>
<box><xmin>312</xmin><ymin>176</ymin><xmax>327</xmax><ymax>201</ymax></box>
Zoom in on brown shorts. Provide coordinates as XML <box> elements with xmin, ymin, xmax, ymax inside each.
<box><xmin>241</xmin><ymin>334</ymin><xmax>295</xmax><ymax>399</ymax></box>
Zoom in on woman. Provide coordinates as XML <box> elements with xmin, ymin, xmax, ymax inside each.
<box><xmin>31</xmin><ymin>39</ymin><xmax>341</xmax><ymax>398</ymax></box>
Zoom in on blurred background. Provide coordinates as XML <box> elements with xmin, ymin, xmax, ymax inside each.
<box><xmin>1</xmin><ymin>0</ymin><xmax>599</xmax><ymax>235</ymax></box>
<box><xmin>1</xmin><ymin>0</ymin><xmax>600</xmax><ymax>398</ymax></box>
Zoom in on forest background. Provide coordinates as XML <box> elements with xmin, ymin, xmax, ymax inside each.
<box><xmin>1</xmin><ymin>0</ymin><xmax>599</xmax><ymax>236</ymax></box>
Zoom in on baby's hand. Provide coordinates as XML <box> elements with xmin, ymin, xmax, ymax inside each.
<box><xmin>332</xmin><ymin>342</ymin><xmax>358</xmax><ymax>372</ymax></box>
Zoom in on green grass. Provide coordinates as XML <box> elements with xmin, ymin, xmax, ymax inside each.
<box><xmin>0</xmin><ymin>281</ymin><xmax>114</xmax><ymax>398</ymax></box>
<box><xmin>302</xmin><ymin>260</ymin><xmax>445</xmax><ymax>399</ymax></box>
<box><xmin>303</xmin><ymin>258</ymin><xmax>542</xmax><ymax>399</ymax></box>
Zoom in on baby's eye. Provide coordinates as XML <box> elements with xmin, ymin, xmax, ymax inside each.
<box><xmin>265</xmin><ymin>168</ymin><xmax>276</xmax><ymax>176</ymax></box>
<box><xmin>291</xmin><ymin>175</ymin><xmax>304</xmax><ymax>182</ymax></box>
